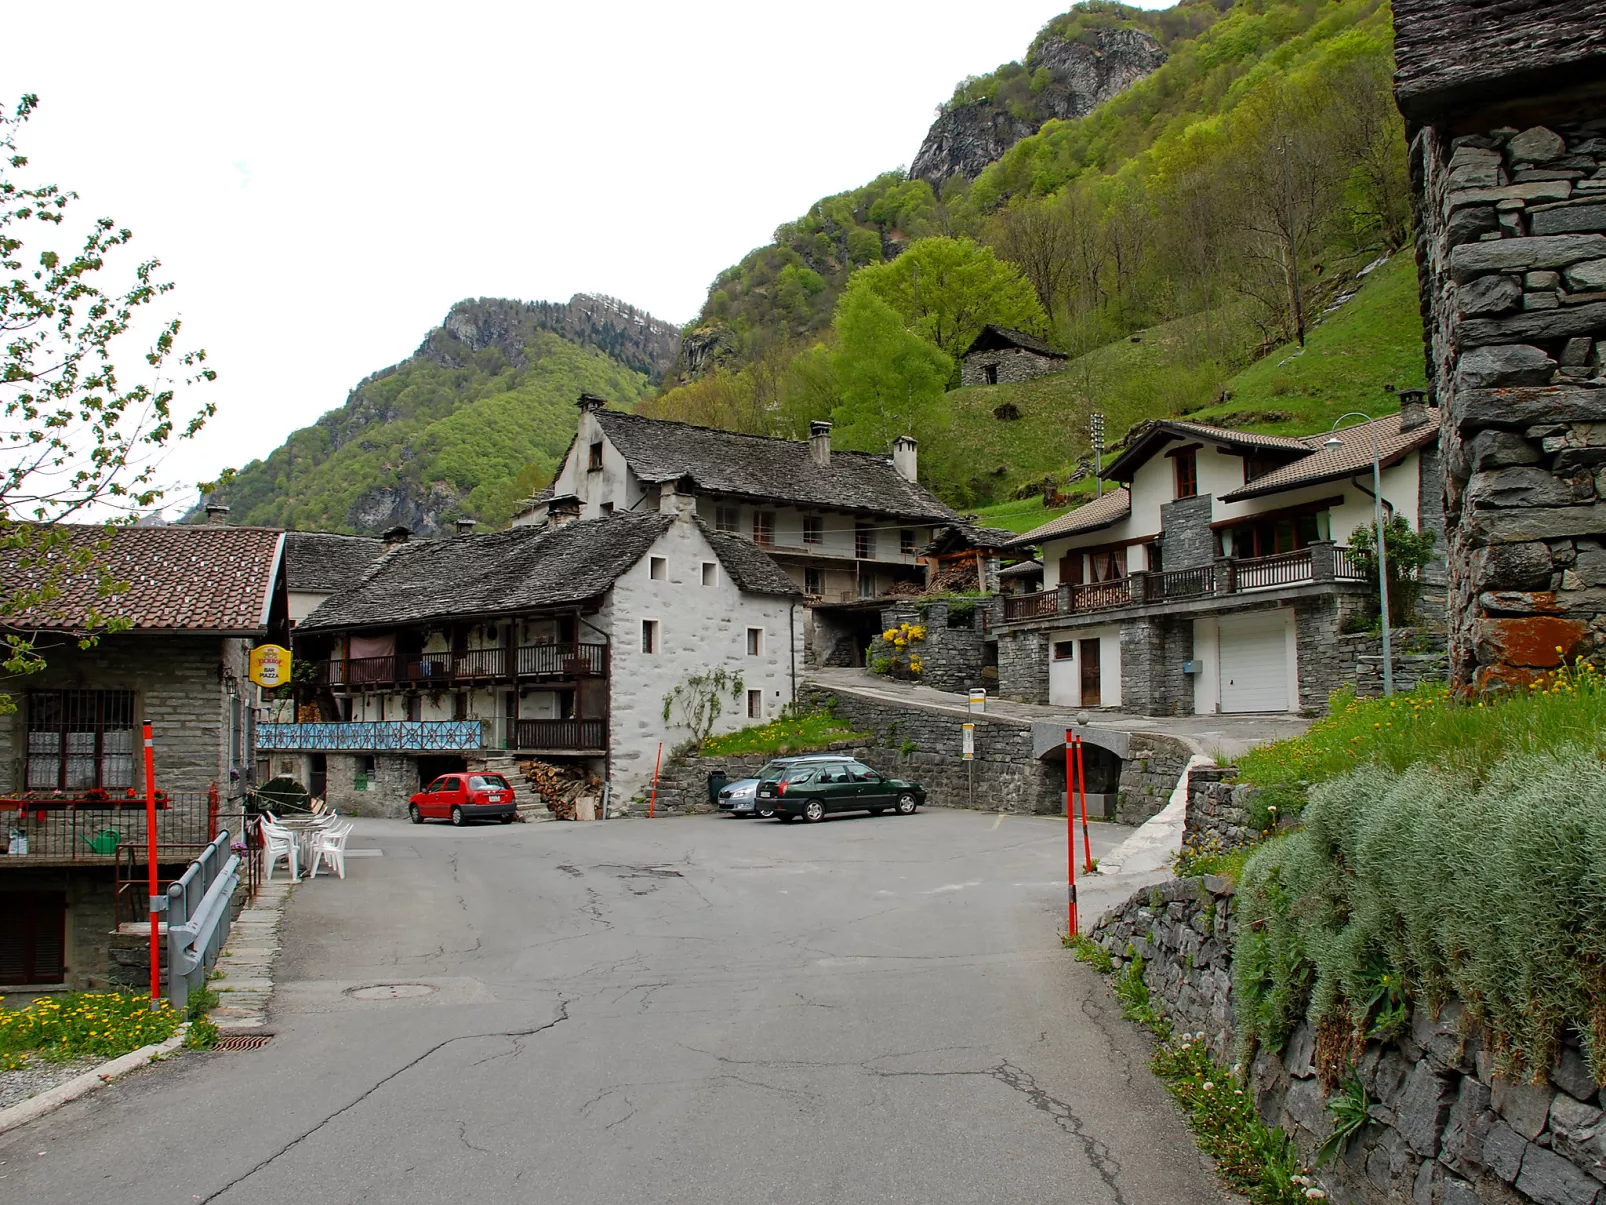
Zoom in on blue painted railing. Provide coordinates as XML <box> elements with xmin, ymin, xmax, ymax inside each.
<box><xmin>256</xmin><ymin>720</ymin><xmax>485</xmax><ymax>752</ymax></box>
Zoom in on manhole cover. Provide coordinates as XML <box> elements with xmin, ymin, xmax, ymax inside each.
<box><xmin>346</xmin><ymin>983</ymin><xmax>437</xmax><ymax>1000</ymax></box>
<box><xmin>216</xmin><ymin>1032</ymin><xmax>274</xmax><ymax>1051</ymax></box>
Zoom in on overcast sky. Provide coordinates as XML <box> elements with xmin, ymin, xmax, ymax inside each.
<box><xmin>11</xmin><ymin>1</ymin><xmax>1171</xmax><ymax>513</ymax></box>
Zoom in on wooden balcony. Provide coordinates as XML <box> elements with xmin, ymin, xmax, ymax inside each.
<box><xmin>317</xmin><ymin>643</ymin><xmax>608</xmax><ymax>691</ymax></box>
<box><xmin>513</xmin><ymin>718</ymin><xmax>606</xmax><ymax>754</ymax></box>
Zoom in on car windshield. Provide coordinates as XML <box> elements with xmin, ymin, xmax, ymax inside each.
<box><xmin>469</xmin><ymin>775</ymin><xmax>509</xmax><ymax>790</ymax></box>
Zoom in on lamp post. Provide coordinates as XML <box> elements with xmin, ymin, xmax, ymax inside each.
<box><xmin>1324</xmin><ymin>413</ymin><xmax>1393</xmax><ymax>697</ymax></box>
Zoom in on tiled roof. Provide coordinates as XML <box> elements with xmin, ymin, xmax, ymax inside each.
<box><xmin>963</xmin><ymin>325</ymin><xmax>1067</xmax><ymax>359</ymax></box>
<box><xmin>1103</xmin><ymin>419</ymin><xmax>1310</xmax><ymax>483</ymax></box>
<box><xmin>1007</xmin><ymin>488</ymin><xmax>1131</xmax><ymax>547</ymax></box>
<box><xmin>922</xmin><ymin>522</ymin><xmax>1019</xmax><ymax>555</ymax></box>
<box><xmin>999</xmin><ymin>558</ymin><xmax>1044</xmax><ymax>579</ymax></box>
<box><xmin>1219</xmin><ymin>410</ymin><xmax>1440</xmax><ymax>501</ymax></box>
<box><xmin>284</xmin><ymin>532</ymin><xmax>386</xmax><ymax>593</ymax></box>
<box><xmin>0</xmin><ymin>524</ymin><xmax>283</xmax><ymax>633</ymax></box>
<box><xmin>592</xmin><ymin>409</ymin><xmax>962</xmax><ymax>523</ymax></box>
<box><xmin>299</xmin><ymin>512</ymin><xmax>797</xmax><ymax>632</ymax></box>
<box><xmin>1164</xmin><ymin>421</ymin><xmax>1312</xmax><ymax>450</ymax></box>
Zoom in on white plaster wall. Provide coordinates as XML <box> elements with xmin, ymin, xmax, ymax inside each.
<box><xmin>289</xmin><ymin>589</ymin><xmax>331</xmax><ymax>625</ymax></box>
<box><xmin>601</xmin><ymin>517</ymin><xmax>802</xmax><ymax>801</ymax></box>
<box><xmin>1047</xmin><ymin>625</ymin><xmax>1122</xmax><ymax>707</ymax></box>
<box><xmin>513</xmin><ymin>409</ymin><xmax>649</xmax><ymax>525</ymax></box>
<box><xmin>690</xmin><ymin>498</ymin><xmax>932</xmax><ymax>570</ymax></box>
<box><xmin>1211</xmin><ymin>454</ymin><xmax>1423</xmax><ymax>538</ymax></box>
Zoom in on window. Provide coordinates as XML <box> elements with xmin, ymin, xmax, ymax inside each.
<box><xmin>747</xmin><ymin>689</ymin><xmax>763</xmax><ymax>719</ymax></box>
<box><xmin>855</xmin><ymin>524</ymin><xmax>874</xmax><ymax>559</ymax></box>
<box><xmin>701</xmin><ymin>562</ymin><xmax>717</xmax><ymax>587</ymax></box>
<box><xmin>1053</xmin><ymin>640</ymin><xmax>1076</xmax><ymax>660</ymax></box>
<box><xmin>26</xmin><ymin>689</ymin><xmax>135</xmax><ymax>790</ymax></box>
<box><xmin>802</xmin><ymin>515</ymin><xmax>823</xmax><ymax>545</ymax></box>
<box><xmin>746</xmin><ymin>627</ymin><xmax>763</xmax><ymax>656</ymax></box>
<box><xmin>357</xmin><ymin>756</ymin><xmax>378</xmax><ymax>791</ymax></box>
<box><xmin>983</xmin><ymin>363</ymin><xmax>999</xmax><ymax>385</ymax></box>
<box><xmin>899</xmin><ymin>529</ymin><xmax>916</xmax><ymax>556</ymax></box>
<box><xmin>0</xmin><ymin>892</ymin><xmax>66</xmax><ymax>985</ymax></box>
<box><xmin>588</xmin><ymin>440</ymin><xmax>604</xmax><ymax>471</ymax></box>
<box><xmin>641</xmin><ymin>620</ymin><xmax>659</xmax><ymax>654</ymax></box>
<box><xmin>858</xmin><ymin>571</ymin><xmax>876</xmax><ymax>599</ymax></box>
<box><xmin>1174</xmin><ymin>448</ymin><xmax>1198</xmax><ymax>499</ymax></box>
<box><xmin>804</xmin><ymin>567</ymin><xmax>823</xmax><ymax>596</ymax></box>
<box><xmin>753</xmin><ymin>510</ymin><xmax>775</xmax><ymax>546</ymax></box>
<box><xmin>716</xmin><ymin>506</ymin><xmax>739</xmax><ymax>533</ymax></box>
<box><xmin>650</xmin><ymin>556</ymin><xmax>667</xmax><ymax>581</ymax></box>
<box><xmin>600</xmin><ymin>502</ymin><xmax>614</xmax><ymax>515</ymax></box>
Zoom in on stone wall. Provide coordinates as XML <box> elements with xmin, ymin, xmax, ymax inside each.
<box><xmin>1119</xmin><ymin>614</ymin><xmax>1194</xmax><ymax>717</ymax></box>
<box><xmin>1415</xmin><ymin>116</ymin><xmax>1606</xmax><ymax>691</ymax></box>
<box><xmin>868</xmin><ymin>599</ymin><xmax>986</xmax><ymax>693</ymax></box>
<box><xmin>0</xmin><ymin>866</ymin><xmax>118</xmax><ymax>991</ymax></box>
<box><xmin>323</xmin><ymin>751</ymin><xmax>421</xmax><ymax>819</ymax></box>
<box><xmin>1160</xmin><ymin>494</ymin><xmax>1215</xmax><ymax>570</ymax></box>
<box><xmin>995</xmin><ymin>624</ymin><xmax>1050</xmax><ymax>704</ymax></box>
<box><xmin>1114</xmin><ymin>736</ymin><xmax>1193</xmax><ymax>825</ymax></box>
<box><xmin>959</xmin><ymin>347</ymin><xmax>1067</xmax><ymax>387</ymax></box>
<box><xmin>1180</xmin><ymin>765</ymin><xmax>1262</xmax><ymax>856</ymax></box>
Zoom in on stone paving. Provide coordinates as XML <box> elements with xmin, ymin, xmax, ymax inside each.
<box><xmin>207</xmin><ymin>876</ymin><xmax>293</xmax><ymax>1031</ymax></box>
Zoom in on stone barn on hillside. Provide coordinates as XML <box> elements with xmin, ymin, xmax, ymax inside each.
<box><xmin>959</xmin><ymin>326</ymin><xmax>1068</xmax><ymax>387</ymax></box>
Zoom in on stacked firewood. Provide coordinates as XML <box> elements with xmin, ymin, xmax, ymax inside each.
<box><xmin>519</xmin><ymin>760</ymin><xmax>603</xmax><ymax>821</ymax></box>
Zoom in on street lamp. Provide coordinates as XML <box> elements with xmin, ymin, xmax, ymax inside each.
<box><xmin>1323</xmin><ymin>413</ymin><xmax>1393</xmax><ymax>697</ymax></box>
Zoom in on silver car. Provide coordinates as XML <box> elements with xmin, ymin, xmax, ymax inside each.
<box><xmin>718</xmin><ymin>755</ymin><xmax>855</xmax><ymax>818</ymax></box>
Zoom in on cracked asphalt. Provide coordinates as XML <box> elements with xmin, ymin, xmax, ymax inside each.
<box><xmin>1</xmin><ymin>808</ymin><xmax>1227</xmax><ymax>1204</ymax></box>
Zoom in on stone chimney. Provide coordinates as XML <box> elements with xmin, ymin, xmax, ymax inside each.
<box><xmin>658</xmin><ymin>477</ymin><xmax>696</xmax><ymax>521</ymax></box>
<box><xmin>1398</xmin><ymin>388</ymin><xmax>1430</xmax><ymax>432</ymax></box>
<box><xmin>546</xmin><ymin>495</ymin><xmax>581</xmax><ymax>529</ymax></box>
<box><xmin>809</xmin><ymin>421</ymin><xmax>832</xmax><ymax>468</ymax></box>
<box><xmin>454</xmin><ymin>518</ymin><xmax>478</xmax><ymax>537</ymax></box>
<box><xmin>577</xmin><ymin>393</ymin><xmax>607</xmax><ymax>413</ymax></box>
<box><xmin>204</xmin><ymin>504</ymin><xmax>230</xmax><ymax>525</ymax></box>
<box><xmin>381</xmin><ymin>525</ymin><xmax>411</xmax><ymax>546</ymax></box>
<box><xmin>892</xmin><ymin>434</ymin><xmax>918</xmax><ymax>483</ymax></box>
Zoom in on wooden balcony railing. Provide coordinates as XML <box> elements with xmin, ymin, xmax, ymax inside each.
<box><xmin>320</xmin><ymin>644</ymin><xmax>608</xmax><ymax>690</ymax></box>
<box><xmin>1146</xmin><ymin>565</ymin><xmax>1214</xmax><ymax>602</ymax></box>
<box><xmin>1069</xmin><ymin>579</ymin><xmax>1134</xmax><ymax>611</ymax></box>
<box><xmin>1233</xmin><ymin>548</ymin><xmax>1314</xmax><ymax>591</ymax></box>
<box><xmin>1333</xmin><ymin>545</ymin><xmax>1366</xmax><ymax>581</ymax></box>
<box><xmin>513</xmin><ymin>718</ymin><xmax>606</xmax><ymax>752</ymax></box>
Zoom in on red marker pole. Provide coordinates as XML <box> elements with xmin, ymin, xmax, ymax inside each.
<box><xmin>1064</xmin><ymin>729</ymin><xmax>1077</xmax><ymax>937</ymax></box>
<box><xmin>143</xmin><ymin>721</ymin><xmax>160</xmax><ymax>1008</ymax></box>
<box><xmin>647</xmin><ymin>742</ymin><xmax>663</xmax><ymax>819</ymax></box>
<box><xmin>1075</xmin><ymin>735</ymin><xmax>1094</xmax><ymax>874</ymax></box>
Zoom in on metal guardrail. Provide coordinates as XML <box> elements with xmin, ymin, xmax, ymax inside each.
<box><xmin>166</xmin><ymin>830</ymin><xmax>241</xmax><ymax>1012</ymax></box>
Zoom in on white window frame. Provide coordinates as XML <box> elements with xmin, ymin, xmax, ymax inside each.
<box><xmin>641</xmin><ymin>619</ymin><xmax>660</xmax><ymax>655</ymax></box>
<box><xmin>649</xmin><ymin>555</ymin><xmax>667</xmax><ymax>581</ymax></box>
<box><xmin>747</xmin><ymin>689</ymin><xmax>763</xmax><ymax>719</ymax></box>
<box><xmin>701</xmin><ymin>562</ymin><xmax>718</xmax><ymax>587</ymax></box>
<box><xmin>746</xmin><ymin>627</ymin><xmax>763</xmax><ymax>656</ymax></box>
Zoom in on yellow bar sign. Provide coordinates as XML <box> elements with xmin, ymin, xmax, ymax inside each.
<box><xmin>249</xmin><ymin>644</ymin><xmax>292</xmax><ymax>689</ymax></box>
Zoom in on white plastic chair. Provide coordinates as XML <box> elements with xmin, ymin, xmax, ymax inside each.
<box><xmin>308</xmin><ymin>821</ymin><xmax>353</xmax><ymax>880</ymax></box>
<box><xmin>262</xmin><ymin>819</ymin><xmax>299</xmax><ymax>882</ymax></box>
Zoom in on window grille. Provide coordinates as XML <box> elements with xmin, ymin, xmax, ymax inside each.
<box><xmin>26</xmin><ymin>689</ymin><xmax>136</xmax><ymax>790</ymax></box>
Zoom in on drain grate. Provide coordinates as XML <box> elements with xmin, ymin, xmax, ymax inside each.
<box><xmin>216</xmin><ymin>1032</ymin><xmax>274</xmax><ymax>1051</ymax></box>
<box><xmin>346</xmin><ymin>982</ymin><xmax>437</xmax><ymax>1001</ymax></box>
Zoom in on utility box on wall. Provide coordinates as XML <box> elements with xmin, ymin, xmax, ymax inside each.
<box><xmin>1182</xmin><ymin>661</ymin><xmax>1200</xmax><ymax>676</ymax></box>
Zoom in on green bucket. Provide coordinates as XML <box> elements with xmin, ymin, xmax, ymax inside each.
<box><xmin>82</xmin><ymin>828</ymin><xmax>121</xmax><ymax>856</ymax></box>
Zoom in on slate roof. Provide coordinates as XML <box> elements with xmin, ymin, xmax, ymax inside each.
<box><xmin>284</xmin><ymin>532</ymin><xmax>386</xmax><ymax>593</ymax></box>
<box><xmin>1220</xmin><ymin>409</ymin><xmax>1440</xmax><ymax>502</ymax></box>
<box><xmin>962</xmin><ymin>325</ymin><xmax>1067</xmax><ymax>360</ymax></box>
<box><xmin>921</xmin><ymin>522</ymin><xmax>1019</xmax><ymax>555</ymax></box>
<box><xmin>1007</xmin><ymin>489</ymin><xmax>1132</xmax><ymax>547</ymax></box>
<box><xmin>299</xmin><ymin>512</ymin><xmax>797</xmax><ymax>632</ymax></box>
<box><xmin>1393</xmin><ymin>0</ymin><xmax>1606</xmax><ymax>119</ymax></box>
<box><xmin>0</xmin><ymin>523</ymin><xmax>284</xmax><ymax>633</ymax></box>
<box><xmin>590</xmin><ymin>409</ymin><xmax>962</xmax><ymax>523</ymax></box>
<box><xmin>999</xmin><ymin>558</ymin><xmax>1044</xmax><ymax>579</ymax></box>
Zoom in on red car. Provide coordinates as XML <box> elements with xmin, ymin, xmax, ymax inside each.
<box><xmin>409</xmin><ymin>773</ymin><xmax>517</xmax><ymax>826</ymax></box>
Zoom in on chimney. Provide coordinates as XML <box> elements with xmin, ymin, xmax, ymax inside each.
<box><xmin>546</xmin><ymin>495</ymin><xmax>581</xmax><ymax>529</ymax></box>
<box><xmin>454</xmin><ymin>518</ymin><xmax>478</xmax><ymax>537</ymax></box>
<box><xmin>892</xmin><ymin>434</ymin><xmax>918</xmax><ymax>483</ymax></box>
<box><xmin>577</xmin><ymin>393</ymin><xmax>607</xmax><ymax>413</ymax></box>
<box><xmin>203</xmin><ymin>503</ymin><xmax>230</xmax><ymax>525</ymax></box>
<box><xmin>658</xmin><ymin>477</ymin><xmax>696</xmax><ymax>521</ymax></box>
<box><xmin>809</xmin><ymin>421</ymin><xmax>832</xmax><ymax>468</ymax></box>
<box><xmin>1398</xmin><ymin>388</ymin><xmax>1430</xmax><ymax>432</ymax></box>
<box><xmin>381</xmin><ymin>525</ymin><xmax>411</xmax><ymax>546</ymax></box>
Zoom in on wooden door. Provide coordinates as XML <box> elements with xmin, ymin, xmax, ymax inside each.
<box><xmin>1079</xmin><ymin>639</ymin><xmax>1102</xmax><ymax>707</ymax></box>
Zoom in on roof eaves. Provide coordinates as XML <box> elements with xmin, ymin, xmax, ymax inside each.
<box><xmin>257</xmin><ymin>533</ymin><xmax>286</xmax><ymax>628</ymax></box>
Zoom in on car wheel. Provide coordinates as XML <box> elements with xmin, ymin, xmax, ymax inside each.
<box><xmin>450</xmin><ymin>805</ymin><xmax>465</xmax><ymax>827</ymax></box>
<box><xmin>409</xmin><ymin>804</ymin><xmax>423</xmax><ymax>825</ymax></box>
<box><xmin>757</xmin><ymin>805</ymin><xmax>776</xmax><ymax>819</ymax></box>
<box><xmin>803</xmin><ymin>800</ymin><xmax>825</xmax><ymax>823</ymax></box>
<box><xmin>896</xmin><ymin>794</ymin><xmax>918</xmax><ymax>815</ymax></box>
<box><xmin>499</xmin><ymin>813</ymin><xmax>514</xmax><ymax>824</ymax></box>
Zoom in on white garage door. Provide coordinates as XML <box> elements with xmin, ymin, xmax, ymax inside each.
<box><xmin>1219</xmin><ymin>613</ymin><xmax>1289</xmax><ymax>713</ymax></box>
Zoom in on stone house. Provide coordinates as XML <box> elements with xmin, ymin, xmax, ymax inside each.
<box><xmin>990</xmin><ymin>398</ymin><xmax>1442</xmax><ymax>715</ymax></box>
<box><xmin>284</xmin><ymin>529</ymin><xmax>387</xmax><ymax>629</ymax></box>
<box><xmin>274</xmin><ymin>507</ymin><xmax>802</xmax><ymax>816</ymax></box>
<box><xmin>511</xmin><ymin>395</ymin><xmax>966</xmax><ymax>670</ymax></box>
<box><xmin>958</xmin><ymin>325</ymin><xmax>1069</xmax><ymax>387</ymax></box>
<box><xmin>0</xmin><ymin>522</ymin><xmax>288</xmax><ymax>990</ymax></box>
<box><xmin>1392</xmin><ymin>0</ymin><xmax>1606</xmax><ymax>693</ymax></box>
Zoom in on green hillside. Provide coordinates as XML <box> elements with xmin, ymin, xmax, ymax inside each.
<box><xmin>208</xmin><ymin>303</ymin><xmax>656</xmax><ymax>535</ymax></box>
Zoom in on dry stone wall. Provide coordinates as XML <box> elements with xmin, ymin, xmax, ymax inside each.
<box><xmin>958</xmin><ymin>348</ymin><xmax>1067</xmax><ymax>387</ymax></box>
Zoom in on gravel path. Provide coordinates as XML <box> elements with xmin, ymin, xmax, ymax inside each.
<box><xmin>0</xmin><ymin>1056</ymin><xmax>101</xmax><ymax>1111</ymax></box>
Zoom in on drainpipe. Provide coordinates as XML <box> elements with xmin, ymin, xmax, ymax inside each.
<box><xmin>1349</xmin><ymin>475</ymin><xmax>1395</xmax><ymax>520</ymax></box>
<box><xmin>789</xmin><ymin>601</ymin><xmax>798</xmax><ymax>708</ymax></box>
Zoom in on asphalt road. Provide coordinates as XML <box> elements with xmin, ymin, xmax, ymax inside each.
<box><xmin>1</xmin><ymin>808</ymin><xmax>1227</xmax><ymax>1204</ymax></box>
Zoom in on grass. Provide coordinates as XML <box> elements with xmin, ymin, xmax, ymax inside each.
<box><xmin>1238</xmin><ymin>660</ymin><xmax>1606</xmax><ymax>790</ymax></box>
<box><xmin>699</xmin><ymin>709</ymin><xmax>865</xmax><ymax>757</ymax></box>
<box><xmin>970</xmin><ymin>495</ymin><xmax>1073</xmax><ymax>534</ymax></box>
<box><xmin>1175</xmin><ymin>841</ymin><xmax>1253</xmax><ymax>884</ymax></box>
<box><xmin>0</xmin><ymin>992</ymin><xmax>183</xmax><ymax>1069</ymax></box>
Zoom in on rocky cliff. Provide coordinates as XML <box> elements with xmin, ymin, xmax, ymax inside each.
<box><xmin>430</xmin><ymin>293</ymin><xmax>681</xmax><ymax>383</ymax></box>
<box><xmin>911</xmin><ymin>27</ymin><xmax>1167</xmax><ymax>192</ymax></box>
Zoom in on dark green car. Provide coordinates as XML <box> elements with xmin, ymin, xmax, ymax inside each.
<box><xmin>758</xmin><ymin>759</ymin><xmax>926</xmax><ymax>823</ymax></box>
